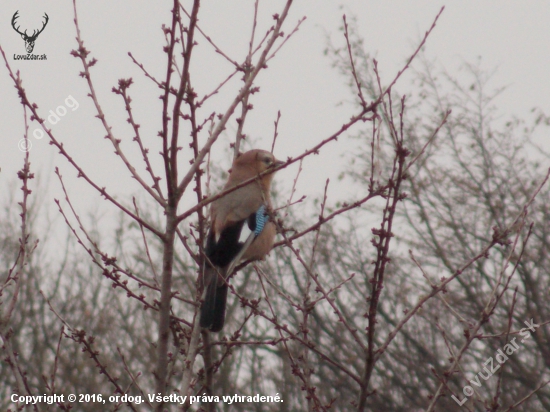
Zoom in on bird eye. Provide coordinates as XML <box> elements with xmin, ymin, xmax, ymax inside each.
<box><xmin>262</xmin><ymin>156</ymin><xmax>273</xmax><ymax>165</ymax></box>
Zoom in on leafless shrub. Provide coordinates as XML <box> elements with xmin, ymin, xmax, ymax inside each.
<box><xmin>2</xmin><ymin>2</ymin><xmax>548</xmax><ymax>412</ymax></box>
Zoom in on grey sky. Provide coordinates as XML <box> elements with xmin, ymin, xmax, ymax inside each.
<box><xmin>1</xmin><ymin>1</ymin><xmax>549</xmax><ymax>219</ymax></box>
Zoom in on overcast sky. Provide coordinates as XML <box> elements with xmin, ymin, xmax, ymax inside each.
<box><xmin>1</xmin><ymin>1</ymin><xmax>549</xmax><ymax>231</ymax></box>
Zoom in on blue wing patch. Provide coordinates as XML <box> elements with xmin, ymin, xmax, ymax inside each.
<box><xmin>239</xmin><ymin>205</ymin><xmax>269</xmax><ymax>244</ymax></box>
<box><xmin>254</xmin><ymin>205</ymin><xmax>267</xmax><ymax>236</ymax></box>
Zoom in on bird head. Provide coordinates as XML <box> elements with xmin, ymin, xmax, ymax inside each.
<box><xmin>237</xmin><ymin>149</ymin><xmax>283</xmax><ymax>169</ymax></box>
<box><xmin>228</xmin><ymin>149</ymin><xmax>284</xmax><ymax>190</ymax></box>
<box><xmin>233</xmin><ymin>149</ymin><xmax>283</xmax><ymax>173</ymax></box>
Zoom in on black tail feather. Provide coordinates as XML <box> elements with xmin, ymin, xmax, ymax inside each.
<box><xmin>200</xmin><ymin>266</ymin><xmax>228</xmax><ymax>332</ymax></box>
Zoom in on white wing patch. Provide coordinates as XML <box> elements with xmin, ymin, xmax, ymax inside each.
<box><xmin>239</xmin><ymin>221</ymin><xmax>253</xmax><ymax>244</ymax></box>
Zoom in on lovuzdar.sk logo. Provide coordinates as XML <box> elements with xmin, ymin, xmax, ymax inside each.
<box><xmin>11</xmin><ymin>10</ymin><xmax>49</xmax><ymax>60</ymax></box>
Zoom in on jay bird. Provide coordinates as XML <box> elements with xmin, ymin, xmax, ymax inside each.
<box><xmin>200</xmin><ymin>149</ymin><xmax>283</xmax><ymax>332</ymax></box>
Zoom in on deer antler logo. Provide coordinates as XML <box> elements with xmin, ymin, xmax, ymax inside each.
<box><xmin>12</xmin><ymin>11</ymin><xmax>49</xmax><ymax>54</ymax></box>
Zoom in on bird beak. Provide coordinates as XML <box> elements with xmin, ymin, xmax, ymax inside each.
<box><xmin>273</xmin><ymin>160</ymin><xmax>284</xmax><ymax>168</ymax></box>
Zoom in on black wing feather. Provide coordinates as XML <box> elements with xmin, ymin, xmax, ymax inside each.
<box><xmin>200</xmin><ymin>216</ymin><xmax>250</xmax><ymax>331</ymax></box>
<box><xmin>205</xmin><ymin>219</ymin><xmax>246</xmax><ymax>267</ymax></box>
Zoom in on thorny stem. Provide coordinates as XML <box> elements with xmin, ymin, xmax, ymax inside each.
<box><xmin>156</xmin><ymin>0</ymin><xmax>201</xmax><ymax>403</ymax></box>
<box><xmin>0</xmin><ymin>106</ymin><xmax>34</xmax><ymax>404</ymax></box>
<box><xmin>357</xmin><ymin>116</ymin><xmax>410</xmax><ymax>411</ymax></box>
